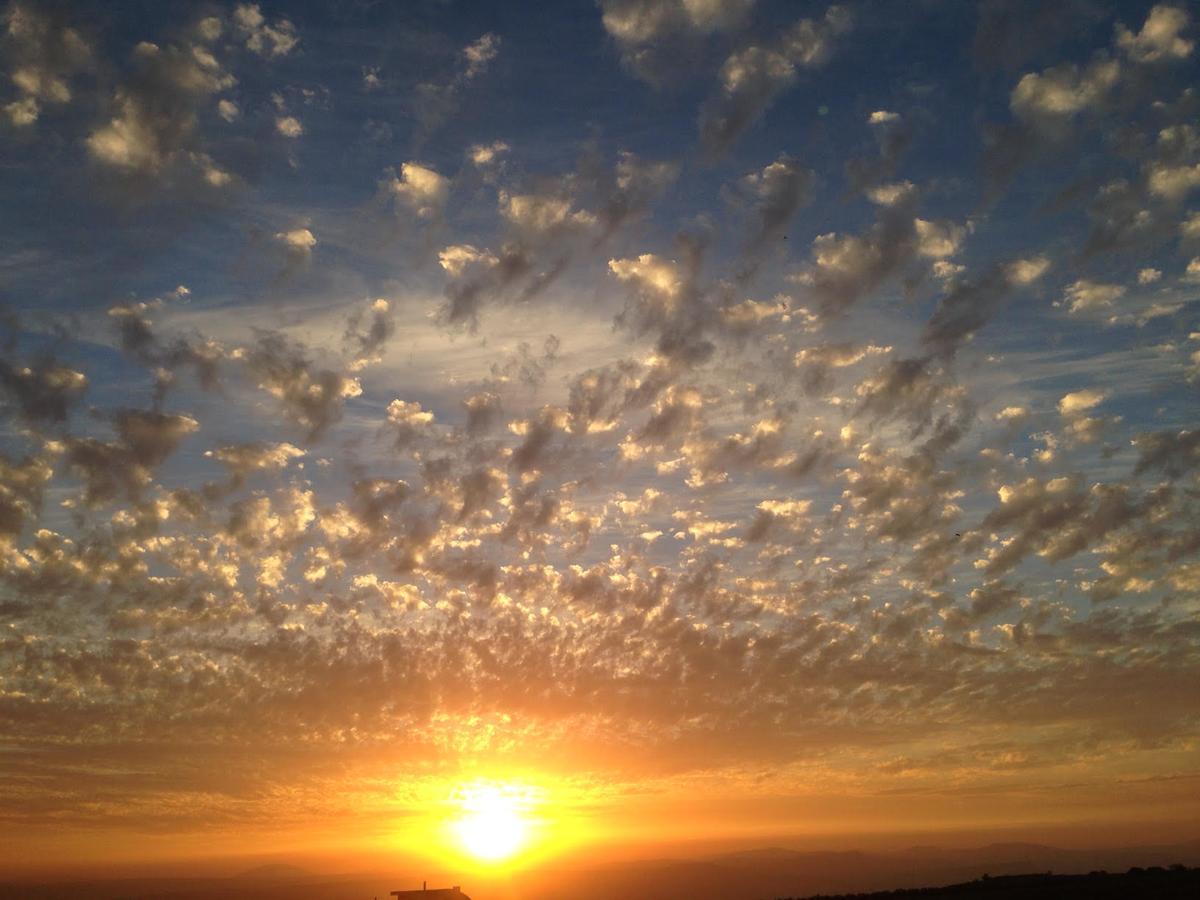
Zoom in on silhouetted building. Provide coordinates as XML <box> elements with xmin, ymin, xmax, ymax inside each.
<box><xmin>391</xmin><ymin>883</ymin><xmax>469</xmax><ymax>900</ymax></box>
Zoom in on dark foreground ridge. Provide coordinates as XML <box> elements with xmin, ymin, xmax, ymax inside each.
<box><xmin>785</xmin><ymin>865</ymin><xmax>1200</xmax><ymax>900</ymax></box>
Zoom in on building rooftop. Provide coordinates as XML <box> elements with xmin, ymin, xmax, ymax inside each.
<box><xmin>390</xmin><ymin>884</ymin><xmax>469</xmax><ymax>900</ymax></box>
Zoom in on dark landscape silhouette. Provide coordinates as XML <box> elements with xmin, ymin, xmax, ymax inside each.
<box><xmin>786</xmin><ymin>866</ymin><xmax>1200</xmax><ymax>899</ymax></box>
<box><xmin>3</xmin><ymin>840</ymin><xmax>1199</xmax><ymax>900</ymax></box>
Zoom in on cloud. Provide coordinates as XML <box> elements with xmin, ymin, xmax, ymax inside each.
<box><xmin>106</xmin><ymin>290</ymin><xmax>225</xmax><ymax>401</ymax></box>
<box><xmin>847</xmin><ymin>110</ymin><xmax>913</xmax><ymax>193</ymax></box>
<box><xmin>1147</xmin><ymin>162</ymin><xmax>1200</xmax><ymax>202</ymax></box>
<box><xmin>344</xmin><ymin>298</ymin><xmax>395</xmax><ymax>371</ymax></box>
<box><xmin>867</xmin><ymin>181</ymin><xmax>915</xmax><ymax>207</ymax></box>
<box><xmin>0</xmin><ymin>354</ymin><xmax>87</xmax><ymax>425</ymax></box>
<box><xmin>1059</xmin><ymin>279</ymin><xmax>1125</xmax><ymax>315</ymax></box>
<box><xmin>500</xmin><ymin>190</ymin><xmax>596</xmax><ymax>233</ymax></box>
<box><xmin>275</xmin><ymin>227</ymin><xmax>316</xmax><ymax>252</ymax></box>
<box><xmin>979</xmin><ymin>474</ymin><xmax>1148</xmax><ymax>576</ymax></box>
<box><xmin>439</xmin><ymin>242</ymin><xmax>537</xmax><ymax>327</ymax></box>
<box><xmin>599</xmin><ymin>0</ymin><xmax>756</xmax><ymax>84</ymax></box>
<box><xmin>727</xmin><ymin>154</ymin><xmax>811</xmax><ymax>253</ymax></box>
<box><xmin>608</xmin><ymin>241</ymin><xmax>723</xmax><ymax>367</ymax></box>
<box><xmin>233</xmin><ymin>4</ymin><xmax>299</xmax><ymax>58</ymax></box>
<box><xmin>585</xmin><ymin>149</ymin><xmax>680</xmax><ymax>240</ymax></box>
<box><xmin>1006</xmin><ymin>255</ymin><xmax>1052</xmax><ymax>284</ymax></box>
<box><xmin>85</xmin><ymin>32</ymin><xmax>238</xmax><ymax>182</ymax></box>
<box><xmin>64</xmin><ymin>410</ymin><xmax>199</xmax><ymax>506</ymax></box>
<box><xmin>469</xmin><ymin>140</ymin><xmax>509</xmax><ymax>169</ymax></box>
<box><xmin>205</xmin><ymin>442</ymin><xmax>305</xmax><ymax>481</ymax></box>
<box><xmin>609</xmin><ymin>254</ymin><xmax>685</xmax><ymax>307</ymax></box>
<box><xmin>1058</xmin><ymin>388</ymin><xmax>1107</xmax><ymax>415</ymax></box>
<box><xmin>235</xmin><ymin>331</ymin><xmax>362</xmax><ymax>441</ymax></box>
<box><xmin>1132</xmin><ymin>428</ymin><xmax>1200</xmax><ymax>479</ymax></box>
<box><xmin>462</xmin><ymin>32</ymin><xmax>500</xmax><ymax>78</ymax></box>
<box><xmin>1135</xmin><ymin>124</ymin><xmax>1200</xmax><ymax>211</ymax></box>
<box><xmin>439</xmin><ymin>244</ymin><xmax>497</xmax><ymax>277</ymax></box>
<box><xmin>217</xmin><ymin>98</ymin><xmax>239</xmax><ymax>121</ymax></box>
<box><xmin>275</xmin><ymin>115</ymin><xmax>303</xmax><ymax>137</ymax></box>
<box><xmin>789</xmin><ymin>196</ymin><xmax>926</xmax><ymax>319</ymax></box>
<box><xmin>1010</xmin><ymin>57</ymin><xmax>1120</xmax><ymax>123</ymax></box>
<box><xmin>698</xmin><ymin>5</ymin><xmax>851</xmax><ymax>156</ymax></box>
<box><xmin>388</xmin><ymin>162</ymin><xmax>450</xmax><ymax>219</ymax></box>
<box><xmin>853</xmin><ymin>356</ymin><xmax>972</xmax><ymax>454</ymax></box>
<box><xmin>914</xmin><ymin>219</ymin><xmax>967</xmax><ymax>259</ymax></box>
<box><xmin>2</xmin><ymin>2</ymin><xmax>91</xmax><ymax>126</ymax></box>
<box><xmin>414</xmin><ymin>32</ymin><xmax>501</xmax><ymax>137</ymax></box>
<box><xmin>436</xmin><ymin>150</ymin><xmax>669</xmax><ymax>328</ymax></box>
<box><xmin>601</xmin><ymin>0</ymin><xmax>755</xmax><ymax>45</ymax></box>
<box><xmin>794</xmin><ymin>341</ymin><xmax>890</xmax><ymax>394</ymax></box>
<box><xmin>1115</xmin><ymin>4</ymin><xmax>1193</xmax><ymax>63</ymax></box>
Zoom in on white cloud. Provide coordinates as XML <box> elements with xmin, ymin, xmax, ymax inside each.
<box><xmin>275</xmin><ymin>115</ymin><xmax>303</xmax><ymax>138</ymax></box>
<box><xmin>2</xmin><ymin>4</ymin><xmax>91</xmax><ymax>126</ymax></box>
<box><xmin>1011</xmin><ymin>59</ymin><xmax>1120</xmax><ymax>119</ymax></box>
<box><xmin>608</xmin><ymin>254</ymin><xmax>684</xmax><ymax>311</ymax></box>
<box><xmin>462</xmin><ymin>33</ymin><xmax>500</xmax><ymax>79</ymax></box>
<box><xmin>439</xmin><ymin>244</ymin><xmax>497</xmax><ymax>277</ymax></box>
<box><xmin>1179</xmin><ymin>211</ymin><xmax>1200</xmax><ymax>239</ymax></box>
<box><xmin>275</xmin><ymin>228</ymin><xmax>316</xmax><ymax>253</ymax></box>
<box><xmin>1147</xmin><ymin>162</ymin><xmax>1200</xmax><ymax>201</ymax></box>
<box><xmin>866</xmin><ymin>181</ymin><xmax>914</xmax><ymax>207</ymax></box>
<box><xmin>1115</xmin><ymin>4</ymin><xmax>1193</xmax><ymax>63</ymax></box>
<box><xmin>500</xmin><ymin>191</ymin><xmax>595</xmax><ymax>231</ymax></box>
<box><xmin>914</xmin><ymin>219</ymin><xmax>967</xmax><ymax>259</ymax></box>
<box><xmin>1006</xmin><ymin>256</ymin><xmax>1051</xmax><ymax>285</ymax></box>
<box><xmin>389</xmin><ymin>162</ymin><xmax>449</xmax><ymax>219</ymax></box>
<box><xmin>469</xmin><ymin>140</ymin><xmax>509</xmax><ymax>167</ymax></box>
<box><xmin>1060</xmin><ymin>279</ymin><xmax>1126</xmax><ymax>314</ymax></box>
<box><xmin>233</xmin><ymin>3</ymin><xmax>299</xmax><ymax>57</ymax></box>
<box><xmin>1058</xmin><ymin>388</ymin><xmax>1107</xmax><ymax>415</ymax></box>
<box><xmin>87</xmin><ymin>97</ymin><xmax>163</xmax><ymax>169</ymax></box>
<box><xmin>4</xmin><ymin>96</ymin><xmax>39</xmax><ymax>126</ymax></box>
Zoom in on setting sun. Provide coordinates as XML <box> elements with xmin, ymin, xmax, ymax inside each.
<box><xmin>450</xmin><ymin>783</ymin><xmax>534</xmax><ymax>863</ymax></box>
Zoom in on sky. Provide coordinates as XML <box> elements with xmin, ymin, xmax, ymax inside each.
<box><xmin>1</xmin><ymin>0</ymin><xmax>1199</xmax><ymax>878</ymax></box>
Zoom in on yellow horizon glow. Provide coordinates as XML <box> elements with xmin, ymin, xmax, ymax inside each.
<box><xmin>441</xmin><ymin>780</ymin><xmax>544</xmax><ymax>867</ymax></box>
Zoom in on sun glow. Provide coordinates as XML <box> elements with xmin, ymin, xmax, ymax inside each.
<box><xmin>450</xmin><ymin>782</ymin><xmax>535</xmax><ymax>863</ymax></box>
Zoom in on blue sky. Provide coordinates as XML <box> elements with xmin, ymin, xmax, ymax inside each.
<box><xmin>1</xmin><ymin>0</ymin><xmax>1199</xmax><ymax>867</ymax></box>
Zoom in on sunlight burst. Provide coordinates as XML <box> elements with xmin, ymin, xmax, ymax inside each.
<box><xmin>450</xmin><ymin>783</ymin><xmax>532</xmax><ymax>863</ymax></box>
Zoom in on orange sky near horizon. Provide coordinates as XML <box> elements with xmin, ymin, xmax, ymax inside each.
<box><xmin>3</xmin><ymin>742</ymin><xmax>1198</xmax><ymax>878</ymax></box>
